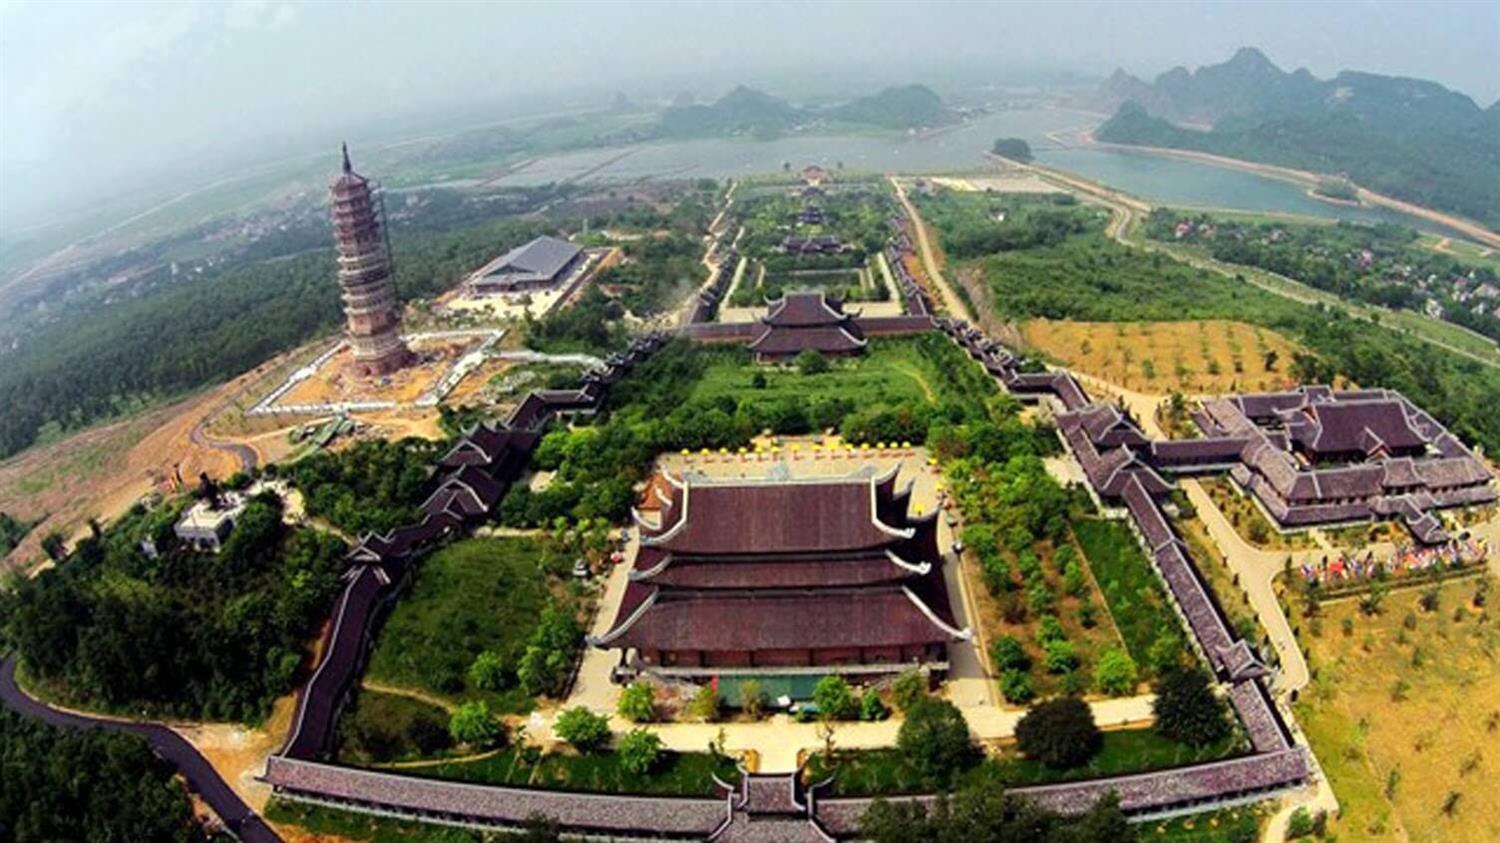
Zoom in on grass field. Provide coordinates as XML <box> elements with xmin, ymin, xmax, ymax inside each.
<box><xmin>809</xmin><ymin>726</ymin><xmax>1240</xmax><ymax>796</ymax></box>
<box><xmin>365</xmin><ymin>537</ymin><xmax>563</xmax><ymax>713</ymax></box>
<box><xmin>266</xmin><ymin>799</ymin><xmax>472</xmax><ymax>842</ymax></box>
<box><xmin>423</xmin><ymin>745</ymin><xmax>737</xmax><ymax>796</ymax></box>
<box><xmin>1020</xmin><ymin>319</ymin><xmax>1306</xmax><ymax>394</ymax></box>
<box><xmin>1070</xmin><ymin>517</ymin><xmax>1182</xmax><ymax>675</ymax></box>
<box><xmin>1290</xmin><ymin>576</ymin><xmax>1500</xmax><ymax>842</ymax></box>
<box><xmin>686</xmin><ymin>340</ymin><xmax>957</xmax><ymax>411</ymax></box>
<box><xmin>335</xmin><ymin>689</ymin><xmax>453</xmax><ymax>765</ymax></box>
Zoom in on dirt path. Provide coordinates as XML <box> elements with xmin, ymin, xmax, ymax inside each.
<box><xmin>890</xmin><ymin>176</ymin><xmax>972</xmax><ymax>321</ymax></box>
<box><xmin>359</xmin><ymin>680</ymin><xmax>458</xmax><ymax>714</ymax></box>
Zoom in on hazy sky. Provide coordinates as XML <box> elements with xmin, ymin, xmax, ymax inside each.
<box><xmin>2</xmin><ymin>0</ymin><xmax>1497</xmax><ymax>225</ymax></box>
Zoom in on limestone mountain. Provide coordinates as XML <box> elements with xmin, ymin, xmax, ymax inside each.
<box><xmin>1093</xmin><ymin>48</ymin><xmax>1500</xmax><ymax>228</ymax></box>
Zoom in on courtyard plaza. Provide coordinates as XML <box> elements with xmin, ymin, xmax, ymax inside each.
<box><xmin>557</xmin><ymin>436</ymin><xmax>1156</xmax><ymax>773</ymax></box>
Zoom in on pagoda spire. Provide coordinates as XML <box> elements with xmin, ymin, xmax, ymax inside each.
<box><xmin>341</xmin><ymin>142</ymin><xmax>352</xmax><ymax>174</ymax></box>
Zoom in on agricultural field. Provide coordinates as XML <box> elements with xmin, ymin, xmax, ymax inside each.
<box><xmin>1288</xmin><ymin>576</ymin><xmax>1500</xmax><ymax>843</ymax></box>
<box><xmin>364</xmin><ymin>537</ymin><xmax>582</xmax><ymax>714</ymax></box>
<box><xmin>1020</xmin><ymin>319</ymin><xmax>1306</xmax><ymax>394</ymax></box>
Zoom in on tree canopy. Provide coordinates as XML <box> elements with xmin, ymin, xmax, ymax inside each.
<box><xmin>1152</xmin><ymin>667</ymin><xmax>1232</xmax><ymax>747</ymax></box>
<box><xmin>1015</xmin><ymin>697</ymin><xmax>1103</xmax><ymax>769</ymax></box>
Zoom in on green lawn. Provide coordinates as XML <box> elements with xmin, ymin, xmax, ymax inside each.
<box><xmin>687</xmin><ymin>337</ymin><xmax>975</xmax><ymax>412</ymax></box>
<box><xmin>265</xmin><ymin>799</ymin><xmax>475</xmax><ymax>842</ymax></box>
<box><xmin>365</xmin><ymin>537</ymin><xmax>558</xmax><ymax>713</ymax></box>
<box><xmin>335</xmin><ymin>690</ymin><xmax>453</xmax><ymax>765</ymax></box>
<box><xmin>422</xmin><ymin>746</ymin><xmax>738</xmax><ymax>797</ymax></box>
<box><xmin>1070</xmin><ymin>517</ymin><xmax>1181</xmax><ymax>675</ymax></box>
<box><xmin>809</xmin><ymin>727</ymin><xmax>1240</xmax><ymax>796</ymax></box>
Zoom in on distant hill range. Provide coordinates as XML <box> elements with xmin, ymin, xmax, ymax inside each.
<box><xmin>659</xmin><ymin>84</ymin><xmax>957</xmax><ymax>138</ymax></box>
<box><xmin>1090</xmin><ymin>47</ymin><xmax>1500</xmax><ymax>230</ymax></box>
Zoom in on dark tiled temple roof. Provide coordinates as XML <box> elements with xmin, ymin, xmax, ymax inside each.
<box><xmin>1288</xmin><ymin>400</ymin><xmax>1427</xmax><ymax>456</ymax></box>
<box><xmin>763</xmin><ymin>292</ymin><xmax>850</xmax><ymax>327</ymax></box>
<box><xmin>748</xmin><ymin>325</ymin><xmax>867</xmax><ymax>355</ymax></box>
<box><xmin>641</xmin><ymin>477</ymin><xmax>910</xmax><ymax>556</ymax></box>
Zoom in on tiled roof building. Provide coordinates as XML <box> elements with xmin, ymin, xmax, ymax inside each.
<box><xmin>747</xmin><ymin>292</ymin><xmax>867</xmax><ymax>361</ymax></box>
<box><xmin>591</xmin><ymin>467</ymin><xmax>968</xmax><ymax>678</ymax></box>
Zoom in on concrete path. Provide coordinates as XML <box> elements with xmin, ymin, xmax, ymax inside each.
<box><xmin>1180</xmin><ymin>479</ymin><xmax>1309</xmax><ymax>696</ymax></box>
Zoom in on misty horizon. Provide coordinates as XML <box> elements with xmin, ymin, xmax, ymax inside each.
<box><xmin>2</xmin><ymin>0</ymin><xmax>1498</xmax><ymax>229</ymax></box>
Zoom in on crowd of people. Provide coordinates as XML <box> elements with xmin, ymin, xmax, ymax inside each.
<box><xmin>1297</xmin><ymin>536</ymin><xmax>1489</xmax><ymax>586</ymax></box>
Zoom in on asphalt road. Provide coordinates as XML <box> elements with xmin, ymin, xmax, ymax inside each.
<box><xmin>0</xmin><ymin>656</ymin><xmax>282</xmax><ymax>843</ymax></box>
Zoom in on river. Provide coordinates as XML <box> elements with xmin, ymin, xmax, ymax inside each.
<box><xmin>489</xmin><ymin>108</ymin><xmax>1465</xmax><ymax>235</ymax></box>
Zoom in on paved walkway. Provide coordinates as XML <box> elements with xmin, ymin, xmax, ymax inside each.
<box><xmin>1180</xmin><ymin>479</ymin><xmax>1310</xmax><ymax>696</ymax></box>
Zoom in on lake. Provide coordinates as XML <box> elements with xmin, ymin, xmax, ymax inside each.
<box><xmin>492</xmin><ymin>108</ymin><xmax>1463</xmax><ymax>234</ymax></box>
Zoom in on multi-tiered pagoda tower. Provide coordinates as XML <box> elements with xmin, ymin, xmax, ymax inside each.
<box><xmin>330</xmin><ymin>144</ymin><xmax>410</xmax><ymax>376</ymax></box>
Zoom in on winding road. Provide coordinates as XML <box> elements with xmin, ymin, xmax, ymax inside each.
<box><xmin>190</xmin><ymin>416</ymin><xmax>259</xmax><ymax>473</ymax></box>
<box><xmin>0</xmin><ymin>657</ymin><xmax>282</xmax><ymax>843</ymax></box>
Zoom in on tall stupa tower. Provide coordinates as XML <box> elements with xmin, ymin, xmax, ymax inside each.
<box><xmin>330</xmin><ymin>143</ymin><xmax>411</xmax><ymax>376</ymax></box>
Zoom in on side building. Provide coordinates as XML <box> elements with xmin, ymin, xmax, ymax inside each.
<box><xmin>468</xmin><ymin>235</ymin><xmax>585</xmax><ymax>296</ymax></box>
<box><xmin>590</xmin><ymin>468</ymin><xmax>969</xmax><ymax>681</ymax></box>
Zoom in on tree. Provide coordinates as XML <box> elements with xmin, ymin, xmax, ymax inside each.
<box><xmin>554</xmin><ymin>706</ymin><xmax>610</xmax><ymax>753</ymax></box>
<box><xmin>990</xmin><ymin>635</ymin><xmax>1031</xmax><ymax>672</ymax></box>
<box><xmin>0</xmin><ymin>711</ymin><xmax>206</xmax><ymax>843</ymax></box>
<box><xmin>617</xmin><ymin>728</ymin><xmax>664</xmax><ymax>775</ymax></box>
<box><xmin>689</xmin><ymin>683</ymin><xmax>721</xmax><ymax>722</ymax></box>
<box><xmin>990</xmin><ymin>137</ymin><xmax>1034</xmax><ymax>163</ymax></box>
<box><xmin>1093</xmin><ymin>648</ymin><xmax>1139</xmax><ymax>696</ymax></box>
<box><xmin>1015</xmin><ymin>697</ymin><xmax>1102</xmax><ymax>769</ymax></box>
<box><xmin>1042</xmin><ymin>640</ymin><xmax>1079</xmax><ymax>674</ymax></box>
<box><xmin>618</xmin><ymin>681</ymin><xmax>656</xmax><ymax>722</ymax></box>
<box><xmin>1152</xmin><ymin>667</ymin><xmax>1230</xmax><ymax>746</ymax></box>
<box><xmin>896</xmin><ymin>698</ymin><xmax>976</xmax><ymax>784</ymax></box>
<box><xmin>814</xmin><ymin>675</ymin><xmax>858</xmax><ymax>720</ymax></box>
<box><xmin>467</xmin><ymin>650</ymin><xmax>507</xmax><ymax>692</ymax></box>
<box><xmin>860</xmin><ymin>692</ymin><xmax>890</xmax><ymax>722</ymax></box>
<box><xmin>891</xmin><ymin>670</ymin><xmax>927</xmax><ymax>713</ymax></box>
<box><xmin>517</xmin><ymin>814</ymin><xmax>563</xmax><ymax>843</ymax></box>
<box><xmin>449</xmin><ymin>701</ymin><xmax>503</xmax><ymax>749</ymax></box>
<box><xmin>738</xmin><ymin>679</ymin><xmax>765</xmax><ymax>718</ymax></box>
<box><xmin>1000</xmin><ymin>669</ymin><xmax>1035</xmax><ymax>704</ymax></box>
<box><xmin>796</xmin><ymin>348</ymin><xmax>830</xmax><ymax>375</ymax></box>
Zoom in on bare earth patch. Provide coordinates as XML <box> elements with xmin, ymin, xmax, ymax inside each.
<box><xmin>1020</xmin><ymin>319</ymin><xmax>1306</xmax><ymax>395</ymax></box>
